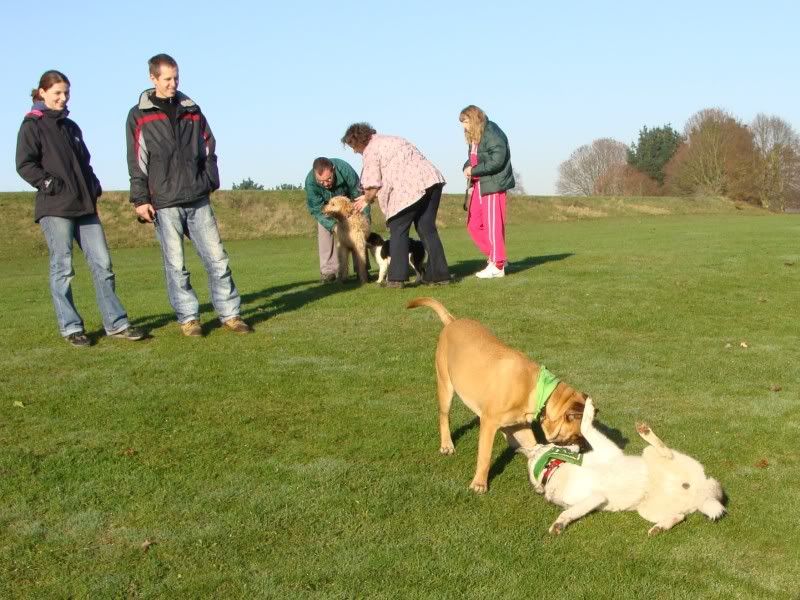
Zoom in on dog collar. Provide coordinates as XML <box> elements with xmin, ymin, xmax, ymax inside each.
<box><xmin>531</xmin><ymin>366</ymin><xmax>560</xmax><ymax>419</ymax></box>
<box><xmin>541</xmin><ymin>459</ymin><xmax>564</xmax><ymax>485</ymax></box>
<box><xmin>530</xmin><ymin>445</ymin><xmax>583</xmax><ymax>486</ymax></box>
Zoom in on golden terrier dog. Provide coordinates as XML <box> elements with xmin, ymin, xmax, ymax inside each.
<box><xmin>322</xmin><ymin>196</ymin><xmax>370</xmax><ymax>284</ymax></box>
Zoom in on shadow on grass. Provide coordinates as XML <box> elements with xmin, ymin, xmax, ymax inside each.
<box><xmin>449</xmin><ymin>252</ymin><xmax>573</xmax><ymax>279</ymax></box>
<box><xmin>595</xmin><ymin>420</ymin><xmax>629</xmax><ymax>450</ymax></box>
<box><xmin>130</xmin><ymin>277</ymin><xmax>367</xmax><ymax>334</ymax></box>
<box><xmin>451</xmin><ymin>416</ymin><xmax>479</xmax><ymax>445</ymax></box>
<box><xmin>450</xmin><ymin>417</ymin><xmax>532</xmax><ymax>486</ymax></box>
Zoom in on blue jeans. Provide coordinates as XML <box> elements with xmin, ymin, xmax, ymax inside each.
<box><xmin>39</xmin><ymin>214</ymin><xmax>130</xmax><ymax>337</ymax></box>
<box><xmin>153</xmin><ymin>198</ymin><xmax>241</xmax><ymax>324</ymax></box>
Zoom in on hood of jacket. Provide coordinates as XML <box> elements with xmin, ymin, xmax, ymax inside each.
<box><xmin>24</xmin><ymin>101</ymin><xmax>70</xmax><ymax>121</ymax></box>
<box><xmin>137</xmin><ymin>89</ymin><xmax>197</xmax><ymax>111</ymax></box>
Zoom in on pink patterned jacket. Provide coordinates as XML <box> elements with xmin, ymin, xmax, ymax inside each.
<box><xmin>360</xmin><ymin>134</ymin><xmax>445</xmax><ymax>219</ymax></box>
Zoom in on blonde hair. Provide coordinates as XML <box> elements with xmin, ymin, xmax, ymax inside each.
<box><xmin>459</xmin><ymin>105</ymin><xmax>487</xmax><ymax>145</ymax></box>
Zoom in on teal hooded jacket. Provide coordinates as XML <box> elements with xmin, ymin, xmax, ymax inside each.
<box><xmin>304</xmin><ymin>158</ymin><xmax>369</xmax><ymax>231</ymax></box>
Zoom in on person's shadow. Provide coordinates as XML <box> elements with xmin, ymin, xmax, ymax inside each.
<box><xmin>449</xmin><ymin>252</ymin><xmax>572</xmax><ymax>279</ymax></box>
<box><xmin>131</xmin><ymin>277</ymin><xmax>365</xmax><ymax>334</ymax></box>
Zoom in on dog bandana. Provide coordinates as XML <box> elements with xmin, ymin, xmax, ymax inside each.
<box><xmin>534</xmin><ymin>366</ymin><xmax>560</xmax><ymax>418</ymax></box>
<box><xmin>529</xmin><ymin>445</ymin><xmax>584</xmax><ymax>486</ymax></box>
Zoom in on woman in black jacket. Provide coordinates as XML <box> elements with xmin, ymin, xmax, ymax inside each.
<box><xmin>16</xmin><ymin>70</ymin><xmax>143</xmax><ymax>347</ymax></box>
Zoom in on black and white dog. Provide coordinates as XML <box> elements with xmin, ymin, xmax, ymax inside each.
<box><xmin>366</xmin><ymin>232</ymin><xmax>426</xmax><ymax>284</ymax></box>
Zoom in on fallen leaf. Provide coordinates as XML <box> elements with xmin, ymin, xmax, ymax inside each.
<box><xmin>13</xmin><ymin>401</ymin><xmax>25</xmax><ymax>408</ymax></box>
<box><xmin>724</xmin><ymin>343</ymin><xmax>732</xmax><ymax>349</ymax></box>
<box><xmin>121</xmin><ymin>448</ymin><xmax>138</xmax><ymax>457</ymax></box>
<box><xmin>740</xmin><ymin>341</ymin><xmax>749</xmax><ymax>348</ymax></box>
<box><xmin>769</xmin><ymin>384</ymin><xmax>782</xmax><ymax>392</ymax></box>
<box><xmin>141</xmin><ymin>539</ymin><xmax>155</xmax><ymax>552</ymax></box>
<box><xmin>755</xmin><ymin>459</ymin><xmax>769</xmax><ymax>469</ymax></box>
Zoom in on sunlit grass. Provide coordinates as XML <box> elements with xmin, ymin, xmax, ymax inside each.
<box><xmin>1</xmin><ymin>211</ymin><xmax>798</xmax><ymax>598</ymax></box>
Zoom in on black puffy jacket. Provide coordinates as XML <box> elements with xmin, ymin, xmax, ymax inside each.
<box><xmin>126</xmin><ymin>90</ymin><xmax>220</xmax><ymax>209</ymax></box>
<box><xmin>16</xmin><ymin>105</ymin><xmax>102</xmax><ymax>222</ymax></box>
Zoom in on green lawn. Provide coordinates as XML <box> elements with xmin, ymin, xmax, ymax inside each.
<box><xmin>1</xmin><ymin>212</ymin><xmax>799</xmax><ymax>598</ymax></box>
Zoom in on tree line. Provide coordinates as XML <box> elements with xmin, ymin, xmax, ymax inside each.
<box><xmin>556</xmin><ymin>108</ymin><xmax>800</xmax><ymax>211</ymax></box>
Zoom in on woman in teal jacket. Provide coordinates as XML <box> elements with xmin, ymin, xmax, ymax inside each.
<box><xmin>460</xmin><ymin>105</ymin><xmax>515</xmax><ymax>278</ymax></box>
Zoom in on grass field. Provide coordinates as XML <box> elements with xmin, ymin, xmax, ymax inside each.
<box><xmin>1</xmin><ymin>194</ymin><xmax>799</xmax><ymax>598</ymax></box>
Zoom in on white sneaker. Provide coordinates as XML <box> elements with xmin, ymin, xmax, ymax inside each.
<box><xmin>475</xmin><ymin>262</ymin><xmax>505</xmax><ymax>278</ymax></box>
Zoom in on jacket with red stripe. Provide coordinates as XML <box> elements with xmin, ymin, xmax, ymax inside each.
<box><xmin>126</xmin><ymin>89</ymin><xmax>220</xmax><ymax>208</ymax></box>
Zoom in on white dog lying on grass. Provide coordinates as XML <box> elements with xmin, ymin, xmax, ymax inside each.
<box><xmin>526</xmin><ymin>399</ymin><xmax>726</xmax><ymax>535</ymax></box>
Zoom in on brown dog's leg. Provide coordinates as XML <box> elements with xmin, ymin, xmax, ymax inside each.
<box><xmin>436</xmin><ymin>351</ymin><xmax>455</xmax><ymax>456</ymax></box>
<box><xmin>501</xmin><ymin>424</ymin><xmax>538</xmax><ymax>455</ymax></box>
<box><xmin>471</xmin><ymin>418</ymin><xmax>499</xmax><ymax>493</ymax></box>
<box><xmin>336</xmin><ymin>243</ymin><xmax>348</xmax><ymax>282</ymax></box>
<box><xmin>354</xmin><ymin>246</ymin><xmax>368</xmax><ymax>283</ymax></box>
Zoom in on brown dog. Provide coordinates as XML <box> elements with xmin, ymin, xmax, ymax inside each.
<box><xmin>407</xmin><ymin>297</ymin><xmax>588</xmax><ymax>493</ymax></box>
<box><xmin>322</xmin><ymin>196</ymin><xmax>370</xmax><ymax>283</ymax></box>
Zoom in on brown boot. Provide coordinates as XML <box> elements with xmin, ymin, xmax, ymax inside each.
<box><xmin>180</xmin><ymin>319</ymin><xmax>202</xmax><ymax>337</ymax></box>
<box><xmin>223</xmin><ymin>317</ymin><xmax>253</xmax><ymax>334</ymax></box>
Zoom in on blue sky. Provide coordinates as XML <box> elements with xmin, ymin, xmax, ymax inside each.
<box><xmin>3</xmin><ymin>0</ymin><xmax>798</xmax><ymax>195</ymax></box>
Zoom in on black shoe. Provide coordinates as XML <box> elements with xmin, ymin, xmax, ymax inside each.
<box><xmin>66</xmin><ymin>332</ymin><xmax>91</xmax><ymax>347</ymax></box>
<box><xmin>422</xmin><ymin>276</ymin><xmax>453</xmax><ymax>286</ymax></box>
<box><xmin>108</xmin><ymin>326</ymin><xmax>146</xmax><ymax>341</ymax></box>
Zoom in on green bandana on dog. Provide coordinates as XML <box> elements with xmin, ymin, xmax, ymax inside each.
<box><xmin>530</xmin><ymin>445</ymin><xmax>583</xmax><ymax>485</ymax></box>
<box><xmin>534</xmin><ymin>366</ymin><xmax>560</xmax><ymax>418</ymax></box>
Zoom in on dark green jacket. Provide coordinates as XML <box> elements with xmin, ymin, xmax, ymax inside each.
<box><xmin>463</xmin><ymin>120</ymin><xmax>515</xmax><ymax>195</ymax></box>
<box><xmin>304</xmin><ymin>158</ymin><xmax>368</xmax><ymax>231</ymax></box>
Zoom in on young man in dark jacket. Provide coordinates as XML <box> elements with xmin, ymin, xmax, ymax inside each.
<box><xmin>126</xmin><ymin>54</ymin><xmax>251</xmax><ymax>336</ymax></box>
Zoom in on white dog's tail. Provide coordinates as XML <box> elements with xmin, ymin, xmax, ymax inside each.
<box><xmin>407</xmin><ymin>297</ymin><xmax>455</xmax><ymax>325</ymax></box>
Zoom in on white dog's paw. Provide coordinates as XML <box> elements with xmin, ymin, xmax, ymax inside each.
<box><xmin>469</xmin><ymin>479</ymin><xmax>488</xmax><ymax>494</ymax></box>
<box><xmin>647</xmin><ymin>525</ymin><xmax>664</xmax><ymax>536</ymax></box>
<box><xmin>549</xmin><ymin>521</ymin><xmax>566</xmax><ymax>535</ymax></box>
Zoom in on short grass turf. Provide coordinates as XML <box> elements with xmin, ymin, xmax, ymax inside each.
<box><xmin>1</xmin><ymin>213</ymin><xmax>799</xmax><ymax>599</ymax></box>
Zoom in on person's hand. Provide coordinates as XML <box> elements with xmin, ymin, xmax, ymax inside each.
<box><xmin>352</xmin><ymin>196</ymin><xmax>368</xmax><ymax>213</ymax></box>
<box><xmin>463</xmin><ymin>166</ymin><xmax>473</xmax><ymax>180</ymax></box>
<box><xmin>135</xmin><ymin>203</ymin><xmax>156</xmax><ymax>223</ymax></box>
<box><xmin>42</xmin><ymin>176</ymin><xmax>64</xmax><ymax>196</ymax></box>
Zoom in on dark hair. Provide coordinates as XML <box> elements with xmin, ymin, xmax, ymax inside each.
<box><xmin>31</xmin><ymin>70</ymin><xmax>70</xmax><ymax>101</ymax></box>
<box><xmin>312</xmin><ymin>157</ymin><xmax>334</xmax><ymax>173</ymax></box>
<box><xmin>341</xmin><ymin>123</ymin><xmax>376</xmax><ymax>149</ymax></box>
<box><xmin>148</xmin><ymin>53</ymin><xmax>178</xmax><ymax>77</ymax></box>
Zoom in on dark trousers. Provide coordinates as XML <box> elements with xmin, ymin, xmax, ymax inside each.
<box><xmin>386</xmin><ymin>183</ymin><xmax>450</xmax><ymax>283</ymax></box>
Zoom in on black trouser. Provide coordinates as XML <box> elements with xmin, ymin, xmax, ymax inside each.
<box><xmin>386</xmin><ymin>183</ymin><xmax>450</xmax><ymax>283</ymax></box>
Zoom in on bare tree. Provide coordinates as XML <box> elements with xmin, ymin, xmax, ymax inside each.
<box><xmin>509</xmin><ymin>169</ymin><xmax>526</xmax><ymax>195</ymax></box>
<box><xmin>751</xmin><ymin>113</ymin><xmax>800</xmax><ymax>211</ymax></box>
<box><xmin>556</xmin><ymin>138</ymin><xmax>628</xmax><ymax>196</ymax></box>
